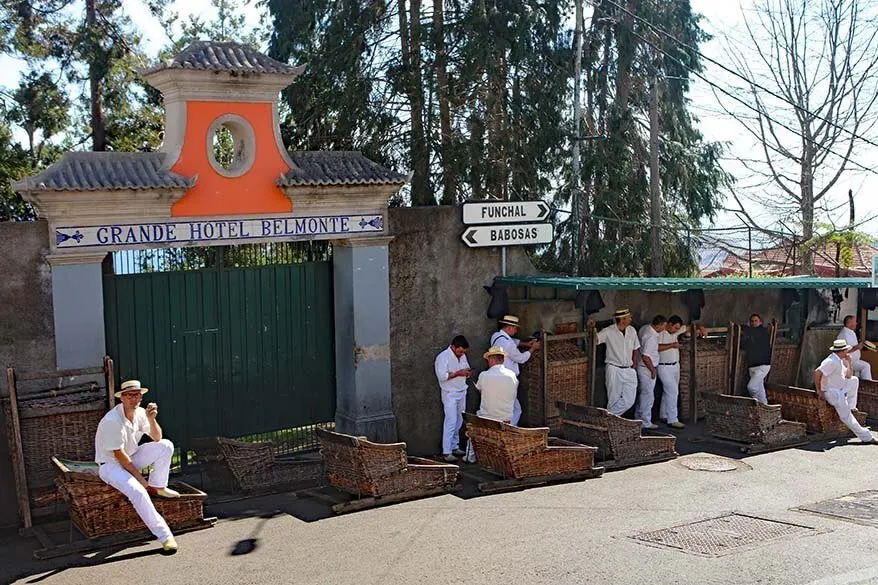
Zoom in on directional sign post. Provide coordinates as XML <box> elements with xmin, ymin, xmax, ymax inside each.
<box><xmin>461</xmin><ymin>222</ymin><xmax>554</xmax><ymax>248</ymax></box>
<box><xmin>462</xmin><ymin>200</ymin><xmax>550</xmax><ymax>225</ymax></box>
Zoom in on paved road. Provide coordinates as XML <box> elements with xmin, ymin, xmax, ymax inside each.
<box><xmin>4</xmin><ymin>439</ymin><xmax>878</xmax><ymax>585</ymax></box>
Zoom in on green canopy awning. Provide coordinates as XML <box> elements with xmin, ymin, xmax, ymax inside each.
<box><xmin>493</xmin><ymin>275</ymin><xmax>873</xmax><ymax>292</ymax></box>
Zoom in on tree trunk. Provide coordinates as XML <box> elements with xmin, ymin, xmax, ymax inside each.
<box><xmin>649</xmin><ymin>75</ymin><xmax>663</xmax><ymax>276</ymax></box>
<box><xmin>800</xmin><ymin>152</ymin><xmax>815</xmax><ymax>275</ymax></box>
<box><xmin>86</xmin><ymin>0</ymin><xmax>106</xmax><ymax>152</ymax></box>
<box><xmin>572</xmin><ymin>0</ymin><xmax>584</xmax><ymax>273</ymax></box>
<box><xmin>433</xmin><ymin>0</ymin><xmax>454</xmax><ymax>205</ymax></box>
<box><xmin>407</xmin><ymin>0</ymin><xmax>430</xmax><ymax>204</ymax></box>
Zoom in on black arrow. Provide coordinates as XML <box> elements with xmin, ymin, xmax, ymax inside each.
<box><xmin>537</xmin><ymin>202</ymin><xmax>549</xmax><ymax>220</ymax></box>
<box><xmin>464</xmin><ymin>229</ymin><xmax>478</xmax><ymax>245</ymax></box>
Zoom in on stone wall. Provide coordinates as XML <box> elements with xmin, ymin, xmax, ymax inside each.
<box><xmin>0</xmin><ymin>220</ymin><xmax>55</xmax><ymax>527</ymax></box>
<box><xmin>388</xmin><ymin>206</ymin><xmax>537</xmax><ymax>455</ymax></box>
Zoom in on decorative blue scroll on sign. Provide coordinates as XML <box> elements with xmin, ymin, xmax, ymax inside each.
<box><xmin>54</xmin><ymin>214</ymin><xmax>386</xmax><ymax>249</ymax></box>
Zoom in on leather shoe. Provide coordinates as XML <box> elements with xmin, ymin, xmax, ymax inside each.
<box><xmin>161</xmin><ymin>536</ymin><xmax>178</xmax><ymax>555</ymax></box>
<box><xmin>643</xmin><ymin>424</ymin><xmax>659</xmax><ymax>430</ymax></box>
<box><xmin>155</xmin><ymin>487</ymin><xmax>181</xmax><ymax>498</ymax></box>
<box><xmin>442</xmin><ymin>454</ymin><xmax>458</xmax><ymax>463</ymax></box>
<box><xmin>452</xmin><ymin>448</ymin><xmax>466</xmax><ymax>457</ymax></box>
<box><xmin>669</xmin><ymin>422</ymin><xmax>686</xmax><ymax>429</ymax></box>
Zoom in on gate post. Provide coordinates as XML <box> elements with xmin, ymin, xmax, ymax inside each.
<box><xmin>47</xmin><ymin>253</ymin><xmax>108</xmax><ymax>369</ymax></box>
<box><xmin>332</xmin><ymin>237</ymin><xmax>397</xmax><ymax>442</ymax></box>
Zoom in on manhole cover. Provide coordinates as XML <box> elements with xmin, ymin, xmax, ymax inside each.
<box><xmin>632</xmin><ymin>513</ymin><xmax>815</xmax><ymax>557</ymax></box>
<box><xmin>677</xmin><ymin>455</ymin><xmax>750</xmax><ymax>472</ymax></box>
<box><xmin>798</xmin><ymin>490</ymin><xmax>878</xmax><ymax>527</ymax></box>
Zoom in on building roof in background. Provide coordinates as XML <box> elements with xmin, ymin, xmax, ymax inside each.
<box><xmin>699</xmin><ymin>242</ymin><xmax>878</xmax><ymax>278</ymax></box>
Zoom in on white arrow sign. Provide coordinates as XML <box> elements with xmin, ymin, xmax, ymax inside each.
<box><xmin>462</xmin><ymin>200</ymin><xmax>550</xmax><ymax>225</ymax></box>
<box><xmin>461</xmin><ymin>223</ymin><xmax>554</xmax><ymax>248</ymax></box>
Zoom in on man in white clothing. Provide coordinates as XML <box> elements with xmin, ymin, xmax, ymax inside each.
<box><xmin>434</xmin><ymin>335</ymin><xmax>472</xmax><ymax>462</ymax></box>
<box><xmin>635</xmin><ymin>315</ymin><xmax>667</xmax><ymax>429</ymax></box>
<box><xmin>657</xmin><ymin>316</ymin><xmax>706</xmax><ymax>429</ymax></box>
<box><xmin>476</xmin><ymin>347</ymin><xmax>518</xmax><ymax>422</ymax></box>
<box><xmin>814</xmin><ymin>340</ymin><xmax>875</xmax><ymax>443</ymax></box>
<box><xmin>464</xmin><ymin>346</ymin><xmax>518</xmax><ymax>463</ymax></box>
<box><xmin>588</xmin><ymin>308</ymin><xmax>641</xmax><ymax>417</ymax></box>
<box><xmin>838</xmin><ymin>315</ymin><xmax>873</xmax><ymax>381</ymax></box>
<box><xmin>490</xmin><ymin>315</ymin><xmax>540</xmax><ymax>425</ymax></box>
<box><xmin>95</xmin><ymin>380</ymin><xmax>181</xmax><ymax>554</ymax></box>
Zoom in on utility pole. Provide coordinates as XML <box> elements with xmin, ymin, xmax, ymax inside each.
<box><xmin>649</xmin><ymin>73</ymin><xmax>663</xmax><ymax>276</ymax></box>
<box><xmin>572</xmin><ymin>0</ymin><xmax>584</xmax><ymax>274</ymax></box>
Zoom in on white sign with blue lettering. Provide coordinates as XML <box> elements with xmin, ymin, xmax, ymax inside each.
<box><xmin>54</xmin><ymin>214</ymin><xmax>385</xmax><ymax>249</ymax></box>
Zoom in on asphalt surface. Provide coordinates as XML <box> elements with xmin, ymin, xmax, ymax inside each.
<box><xmin>4</xmin><ymin>435</ymin><xmax>878</xmax><ymax>585</ymax></box>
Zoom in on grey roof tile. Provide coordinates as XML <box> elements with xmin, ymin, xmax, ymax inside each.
<box><xmin>13</xmin><ymin>152</ymin><xmax>195</xmax><ymax>192</ymax></box>
<box><xmin>279</xmin><ymin>151</ymin><xmax>408</xmax><ymax>187</ymax></box>
<box><xmin>143</xmin><ymin>41</ymin><xmax>302</xmax><ymax>76</ymax></box>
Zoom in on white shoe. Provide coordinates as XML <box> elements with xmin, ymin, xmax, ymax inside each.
<box><xmin>161</xmin><ymin>536</ymin><xmax>178</xmax><ymax>555</ymax></box>
<box><xmin>155</xmin><ymin>487</ymin><xmax>181</xmax><ymax>498</ymax></box>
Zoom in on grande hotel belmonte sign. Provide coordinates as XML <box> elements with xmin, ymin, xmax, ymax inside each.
<box><xmin>54</xmin><ymin>214</ymin><xmax>385</xmax><ymax>249</ymax></box>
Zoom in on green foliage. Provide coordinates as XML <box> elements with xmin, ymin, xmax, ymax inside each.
<box><xmin>0</xmin><ymin>120</ymin><xmax>35</xmax><ymax>221</ymax></box>
<box><xmin>542</xmin><ymin>0</ymin><xmax>731</xmax><ymax>277</ymax></box>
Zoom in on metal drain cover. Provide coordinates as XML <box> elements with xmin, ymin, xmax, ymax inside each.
<box><xmin>632</xmin><ymin>513</ymin><xmax>815</xmax><ymax>557</ymax></box>
<box><xmin>798</xmin><ymin>490</ymin><xmax>878</xmax><ymax>527</ymax></box>
<box><xmin>677</xmin><ymin>455</ymin><xmax>750</xmax><ymax>472</ymax></box>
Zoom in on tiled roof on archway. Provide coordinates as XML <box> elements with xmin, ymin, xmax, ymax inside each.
<box><xmin>12</xmin><ymin>152</ymin><xmax>195</xmax><ymax>192</ymax></box>
<box><xmin>279</xmin><ymin>152</ymin><xmax>409</xmax><ymax>187</ymax></box>
<box><xmin>141</xmin><ymin>40</ymin><xmax>303</xmax><ymax>75</ymax></box>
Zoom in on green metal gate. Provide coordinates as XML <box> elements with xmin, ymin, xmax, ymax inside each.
<box><xmin>103</xmin><ymin>243</ymin><xmax>335</xmax><ymax>463</ymax></box>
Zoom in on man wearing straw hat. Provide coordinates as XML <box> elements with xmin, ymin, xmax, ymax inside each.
<box><xmin>490</xmin><ymin>315</ymin><xmax>540</xmax><ymax>425</ymax></box>
<box><xmin>814</xmin><ymin>340</ymin><xmax>875</xmax><ymax>443</ymax></box>
<box><xmin>588</xmin><ymin>308</ymin><xmax>641</xmax><ymax>416</ymax></box>
<box><xmin>94</xmin><ymin>380</ymin><xmax>181</xmax><ymax>554</ymax></box>
<box><xmin>464</xmin><ymin>346</ymin><xmax>519</xmax><ymax>463</ymax></box>
<box><xmin>435</xmin><ymin>335</ymin><xmax>472</xmax><ymax>462</ymax></box>
<box><xmin>837</xmin><ymin>315</ymin><xmax>873</xmax><ymax>381</ymax></box>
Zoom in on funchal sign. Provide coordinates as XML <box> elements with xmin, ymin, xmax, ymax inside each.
<box><xmin>460</xmin><ymin>200</ymin><xmax>554</xmax><ymax>248</ymax></box>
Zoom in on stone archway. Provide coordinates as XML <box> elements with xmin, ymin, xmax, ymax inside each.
<box><xmin>13</xmin><ymin>41</ymin><xmax>406</xmax><ymax>442</ymax></box>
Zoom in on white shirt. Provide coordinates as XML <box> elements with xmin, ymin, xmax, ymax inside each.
<box><xmin>596</xmin><ymin>325</ymin><xmax>641</xmax><ymax>367</ymax></box>
<box><xmin>95</xmin><ymin>404</ymin><xmax>151</xmax><ymax>464</ymax></box>
<box><xmin>490</xmin><ymin>330</ymin><xmax>532</xmax><ymax>375</ymax></box>
<box><xmin>476</xmin><ymin>364</ymin><xmax>518</xmax><ymax>422</ymax></box>
<box><xmin>837</xmin><ymin>327</ymin><xmax>861</xmax><ymax>361</ymax></box>
<box><xmin>435</xmin><ymin>346</ymin><xmax>470</xmax><ymax>394</ymax></box>
<box><xmin>658</xmin><ymin>326</ymin><xmax>687</xmax><ymax>364</ymax></box>
<box><xmin>638</xmin><ymin>324</ymin><xmax>661</xmax><ymax>369</ymax></box>
<box><xmin>817</xmin><ymin>353</ymin><xmax>851</xmax><ymax>391</ymax></box>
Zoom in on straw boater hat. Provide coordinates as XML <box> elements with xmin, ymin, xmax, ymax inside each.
<box><xmin>483</xmin><ymin>346</ymin><xmax>508</xmax><ymax>360</ymax></box>
<box><xmin>864</xmin><ymin>340</ymin><xmax>877</xmax><ymax>352</ymax></box>
<box><xmin>829</xmin><ymin>340</ymin><xmax>852</xmax><ymax>353</ymax></box>
<box><xmin>115</xmin><ymin>379</ymin><xmax>149</xmax><ymax>398</ymax></box>
<box><xmin>613</xmin><ymin>308</ymin><xmax>631</xmax><ymax>319</ymax></box>
<box><xmin>499</xmin><ymin>315</ymin><xmax>520</xmax><ymax>327</ymax></box>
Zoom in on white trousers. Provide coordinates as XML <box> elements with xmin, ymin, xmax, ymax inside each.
<box><xmin>635</xmin><ymin>367</ymin><xmax>657</xmax><ymax>427</ymax></box>
<box><xmin>853</xmin><ymin>359</ymin><xmax>873</xmax><ymax>381</ymax></box>
<box><xmin>511</xmin><ymin>398</ymin><xmax>522</xmax><ymax>426</ymax></box>
<box><xmin>824</xmin><ymin>377</ymin><xmax>873</xmax><ymax>442</ymax></box>
<box><xmin>441</xmin><ymin>390</ymin><xmax>467</xmax><ymax>454</ymax></box>
<box><xmin>606</xmin><ymin>366</ymin><xmax>638</xmax><ymax>416</ymax></box>
<box><xmin>657</xmin><ymin>363</ymin><xmax>681</xmax><ymax>424</ymax></box>
<box><xmin>747</xmin><ymin>365</ymin><xmax>771</xmax><ymax>404</ymax></box>
<box><xmin>98</xmin><ymin>439</ymin><xmax>175</xmax><ymax>543</ymax></box>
